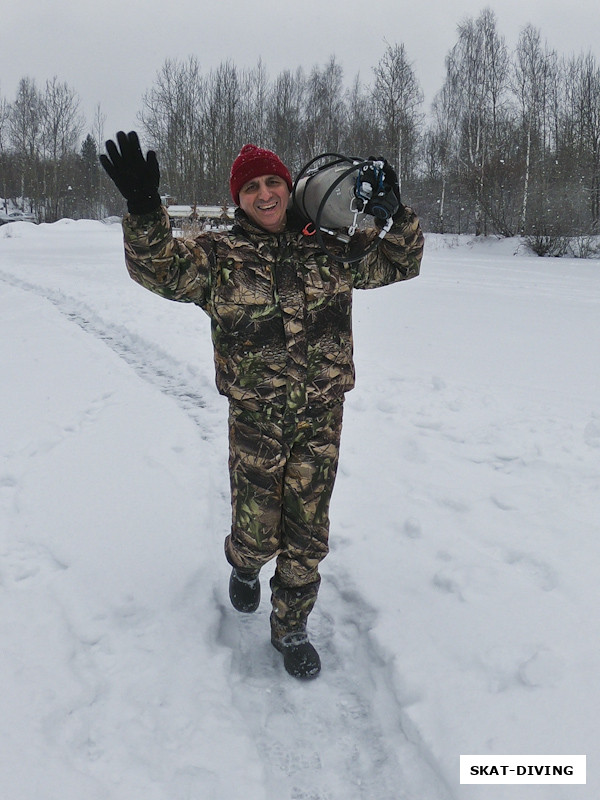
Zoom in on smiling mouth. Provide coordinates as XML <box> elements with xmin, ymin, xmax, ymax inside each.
<box><xmin>258</xmin><ymin>201</ymin><xmax>278</xmax><ymax>212</ymax></box>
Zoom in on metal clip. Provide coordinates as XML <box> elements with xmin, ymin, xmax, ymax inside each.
<box><xmin>348</xmin><ymin>196</ymin><xmax>361</xmax><ymax>236</ymax></box>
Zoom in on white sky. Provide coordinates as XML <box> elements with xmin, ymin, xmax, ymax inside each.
<box><xmin>2</xmin><ymin>0</ymin><xmax>600</xmax><ymax>143</ymax></box>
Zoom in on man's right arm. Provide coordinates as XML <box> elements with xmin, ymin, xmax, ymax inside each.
<box><xmin>123</xmin><ymin>206</ymin><xmax>211</xmax><ymax>307</ymax></box>
<box><xmin>100</xmin><ymin>131</ymin><xmax>211</xmax><ymax>308</ymax></box>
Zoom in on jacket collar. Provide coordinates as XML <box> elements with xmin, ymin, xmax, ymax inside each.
<box><xmin>233</xmin><ymin>205</ymin><xmax>307</xmax><ymax>240</ymax></box>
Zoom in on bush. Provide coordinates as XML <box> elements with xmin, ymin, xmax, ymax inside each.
<box><xmin>524</xmin><ymin>234</ymin><xmax>571</xmax><ymax>257</ymax></box>
<box><xmin>568</xmin><ymin>235</ymin><xmax>600</xmax><ymax>259</ymax></box>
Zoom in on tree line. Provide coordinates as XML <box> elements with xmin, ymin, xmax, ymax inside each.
<box><xmin>2</xmin><ymin>8</ymin><xmax>600</xmax><ymax>249</ymax></box>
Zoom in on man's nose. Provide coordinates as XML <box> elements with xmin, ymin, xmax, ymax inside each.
<box><xmin>257</xmin><ymin>182</ymin><xmax>272</xmax><ymax>200</ymax></box>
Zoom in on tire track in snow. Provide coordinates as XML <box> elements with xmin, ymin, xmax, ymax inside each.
<box><xmin>0</xmin><ymin>269</ymin><xmax>215</xmax><ymax>436</ymax></box>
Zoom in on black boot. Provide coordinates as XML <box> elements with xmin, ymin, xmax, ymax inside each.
<box><xmin>229</xmin><ymin>568</ymin><xmax>261</xmax><ymax>613</ymax></box>
<box><xmin>271</xmin><ymin>629</ymin><xmax>321</xmax><ymax>679</ymax></box>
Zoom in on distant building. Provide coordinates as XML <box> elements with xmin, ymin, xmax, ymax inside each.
<box><xmin>164</xmin><ymin>202</ymin><xmax>235</xmax><ymax>230</ymax></box>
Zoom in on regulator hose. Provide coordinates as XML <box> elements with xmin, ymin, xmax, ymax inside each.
<box><xmin>292</xmin><ymin>153</ymin><xmax>392</xmax><ymax>264</ymax></box>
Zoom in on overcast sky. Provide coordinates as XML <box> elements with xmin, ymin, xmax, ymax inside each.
<box><xmin>2</xmin><ymin>0</ymin><xmax>600</xmax><ymax>144</ymax></box>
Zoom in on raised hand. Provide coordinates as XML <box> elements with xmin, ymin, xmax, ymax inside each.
<box><xmin>100</xmin><ymin>131</ymin><xmax>161</xmax><ymax>215</ymax></box>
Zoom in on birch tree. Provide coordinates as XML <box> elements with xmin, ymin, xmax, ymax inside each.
<box><xmin>512</xmin><ymin>25</ymin><xmax>558</xmax><ymax>232</ymax></box>
<box><xmin>0</xmin><ymin>89</ymin><xmax>9</xmax><ymax>209</ymax></box>
<box><xmin>372</xmin><ymin>42</ymin><xmax>423</xmax><ymax>190</ymax></box>
<box><xmin>9</xmin><ymin>77</ymin><xmax>44</xmax><ymax>211</ymax></box>
<box><xmin>443</xmin><ymin>10</ymin><xmax>509</xmax><ymax>234</ymax></box>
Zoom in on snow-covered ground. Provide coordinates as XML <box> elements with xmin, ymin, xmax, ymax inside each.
<box><xmin>1</xmin><ymin>219</ymin><xmax>598</xmax><ymax>800</ymax></box>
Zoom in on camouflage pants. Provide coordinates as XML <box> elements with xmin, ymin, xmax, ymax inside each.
<box><xmin>224</xmin><ymin>401</ymin><xmax>344</xmax><ymax>639</ymax></box>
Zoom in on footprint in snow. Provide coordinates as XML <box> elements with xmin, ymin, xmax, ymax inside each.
<box><xmin>212</xmin><ymin>570</ymin><xmax>454</xmax><ymax>800</ymax></box>
<box><xmin>1</xmin><ymin>540</ymin><xmax>68</xmax><ymax>584</ymax></box>
<box><xmin>503</xmin><ymin>549</ymin><xmax>559</xmax><ymax>592</ymax></box>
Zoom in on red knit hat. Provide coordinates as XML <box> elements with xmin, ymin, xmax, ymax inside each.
<box><xmin>229</xmin><ymin>144</ymin><xmax>292</xmax><ymax>205</ymax></box>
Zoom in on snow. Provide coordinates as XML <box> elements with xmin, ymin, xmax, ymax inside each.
<box><xmin>1</xmin><ymin>219</ymin><xmax>598</xmax><ymax>799</ymax></box>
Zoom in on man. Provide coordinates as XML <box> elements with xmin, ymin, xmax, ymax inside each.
<box><xmin>100</xmin><ymin>132</ymin><xmax>423</xmax><ymax>679</ymax></box>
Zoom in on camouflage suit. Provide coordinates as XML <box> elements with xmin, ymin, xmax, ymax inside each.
<box><xmin>122</xmin><ymin>204</ymin><xmax>423</xmax><ymax>635</ymax></box>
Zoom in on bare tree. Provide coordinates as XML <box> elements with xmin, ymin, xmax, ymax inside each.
<box><xmin>0</xmin><ymin>87</ymin><xmax>10</xmax><ymax>211</ymax></box>
<box><xmin>139</xmin><ymin>56</ymin><xmax>206</xmax><ymax>202</ymax></box>
<box><xmin>238</xmin><ymin>59</ymin><xmax>270</xmax><ymax>148</ymax></box>
<box><xmin>92</xmin><ymin>103</ymin><xmax>115</xmax><ymax>216</ymax></box>
<box><xmin>372</xmin><ymin>42</ymin><xmax>423</xmax><ymax>190</ymax></box>
<box><xmin>569</xmin><ymin>53</ymin><xmax>600</xmax><ymax>230</ymax></box>
<box><xmin>41</xmin><ymin>77</ymin><xmax>84</xmax><ymax>220</ymax></box>
<box><xmin>92</xmin><ymin>103</ymin><xmax>106</xmax><ymax>154</ymax></box>
<box><xmin>9</xmin><ymin>77</ymin><xmax>44</xmax><ymax>212</ymax></box>
<box><xmin>42</xmin><ymin>76</ymin><xmax>83</xmax><ymax>160</ymax></box>
<box><xmin>443</xmin><ymin>10</ymin><xmax>509</xmax><ymax>234</ymax></box>
<box><xmin>512</xmin><ymin>25</ymin><xmax>558</xmax><ymax>232</ymax></box>
<box><xmin>429</xmin><ymin>80</ymin><xmax>460</xmax><ymax>232</ymax></box>
<box><xmin>303</xmin><ymin>56</ymin><xmax>346</xmax><ymax>158</ymax></box>
<box><xmin>0</xmin><ymin>89</ymin><xmax>9</xmax><ymax>153</ymax></box>
<box><xmin>268</xmin><ymin>67</ymin><xmax>305</xmax><ymax>174</ymax></box>
<box><xmin>203</xmin><ymin>60</ymin><xmax>240</xmax><ymax>202</ymax></box>
<box><xmin>343</xmin><ymin>74</ymin><xmax>382</xmax><ymax>159</ymax></box>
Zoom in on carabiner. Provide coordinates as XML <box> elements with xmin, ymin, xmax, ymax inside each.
<box><xmin>348</xmin><ymin>196</ymin><xmax>361</xmax><ymax>237</ymax></box>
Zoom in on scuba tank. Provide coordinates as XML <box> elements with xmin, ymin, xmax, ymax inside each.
<box><xmin>291</xmin><ymin>153</ymin><xmax>400</xmax><ymax>263</ymax></box>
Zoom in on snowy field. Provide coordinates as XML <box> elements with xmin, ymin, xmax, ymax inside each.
<box><xmin>1</xmin><ymin>219</ymin><xmax>598</xmax><ymax>800</ymax></box>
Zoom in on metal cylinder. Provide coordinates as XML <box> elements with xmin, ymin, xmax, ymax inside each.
<box><xmin>293</xmin><ymin>164</ymin><xmax>359</xmax><ymax>230</ymax></box>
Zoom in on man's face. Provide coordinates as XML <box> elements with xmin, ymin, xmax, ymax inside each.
<box><xmin>238</xmin><ymin>174</ymin><xmax>290</xmax><ymax>233</ymax></box>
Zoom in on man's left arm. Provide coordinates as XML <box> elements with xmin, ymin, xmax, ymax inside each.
<box><xmin>351</xmin><ymin>206</ymin><xmax>424</xmax><ymax>290</ymax></box>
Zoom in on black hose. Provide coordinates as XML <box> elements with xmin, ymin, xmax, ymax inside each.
<box><xmin>292</xmin><ymin>153</ymin><xmax>384</xmax><ymax>264</ymax></box>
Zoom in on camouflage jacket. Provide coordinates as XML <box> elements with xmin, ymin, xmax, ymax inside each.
<box><xmin>122</xmin><ymin>205</ymin><xmax>423</xmax><ymax>411</ymax></box>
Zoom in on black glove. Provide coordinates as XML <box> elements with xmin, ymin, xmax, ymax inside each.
<box><xmin>99</xmin><ymin>131</ymin><xmax>161</xmax><ymax>215</ymax></box>
<box><xmin>363</xmin><ymin>156</ymin><xmax>402</xmax><ymax>222</ymax></box>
